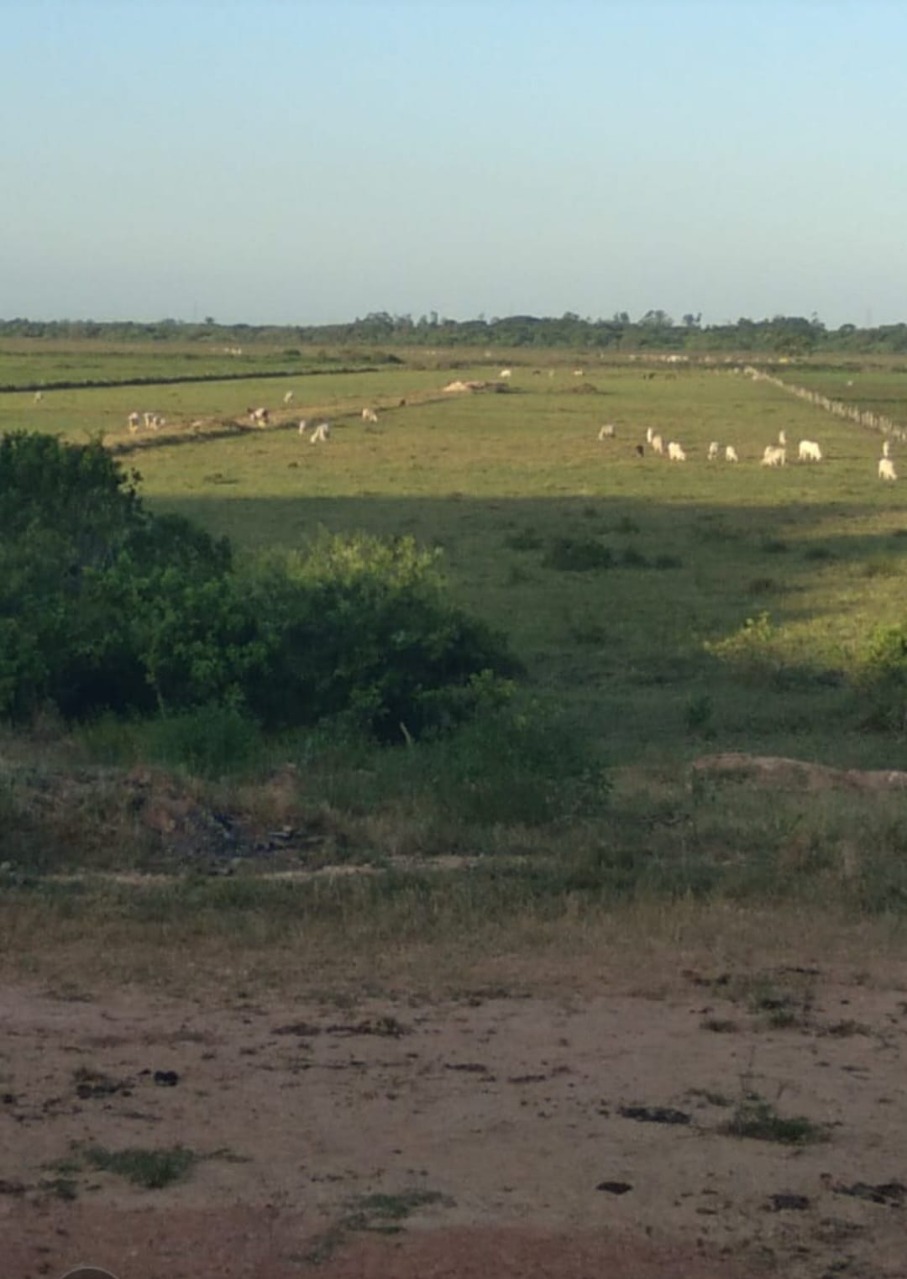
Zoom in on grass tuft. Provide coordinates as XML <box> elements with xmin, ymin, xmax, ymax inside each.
<box><xmin>721</xmin><ymin>1097</ymin><xmax>829</xmax><ymax>1145</ymax></box>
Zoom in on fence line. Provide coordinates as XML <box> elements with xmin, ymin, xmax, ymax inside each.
<box><xmin>737</xmin><ymin>366</ymin><xmax>906</xmax><ymax>444</ymax></box>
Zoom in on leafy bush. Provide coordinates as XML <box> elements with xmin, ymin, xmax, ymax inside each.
<box><xmin>413</xmin><ymin>698</ymin><xmax>610</xmax><ymax>826</ymax></box>
<box><xmin>142</xmin><ymin>704</ymin><xmax>266</xmax><ymax>777</ymax></box>
<box><xmin>313</xmin><ymin>691</ymin><xmax>610</xmax><ymax>829</ymax></box>
<box><xmin>858</xmin><ymin>623</ymin><xmax>907</xmax><ymax>732</ymax></box>
<box><xmin>0</xmin><ymin>433</ymin><xmax>521</xmax><ymax>740</ymax></box>
<box><xmin>544</xmin><ymin>537</ymin><xmax>614</xmax><ymax>572</ymax></box>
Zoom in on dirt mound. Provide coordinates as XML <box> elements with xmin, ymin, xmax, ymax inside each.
<box><xmin>692</xmin><ymin>752</ymin><xmax>907</xmax><ymax>792</ymax></box>
<box><xmin>0</xmin><ymin>760</ymin><xmax>337</xmax><ymax>873</ymax></box>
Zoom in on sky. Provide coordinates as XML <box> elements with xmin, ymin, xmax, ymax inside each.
<box><xmin>1</xmin><ymin>0</ymin><xmax>904</xmax><ymax>329</ymax></box>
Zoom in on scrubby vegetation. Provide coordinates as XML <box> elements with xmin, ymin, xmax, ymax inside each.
<box><xmin>0</xmin><ymin>431</ymin><xmax>521</xmax><ymax>740</ymax></box>
<box><xmin>5</xmin><ymin>347</ymin><xmax>907</xmax><ymax>954</ymax></box>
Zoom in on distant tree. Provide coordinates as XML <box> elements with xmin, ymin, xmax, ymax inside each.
<box><xmin>640</xmin><ymin>309</ymin><xmax>673</xmax><ymax>327</ymax></box>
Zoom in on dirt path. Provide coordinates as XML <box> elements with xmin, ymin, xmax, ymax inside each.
<box><xmin>2</xmin><ymin>966</ymin><xmax>906</xmax><ymax>1278</ymax></box>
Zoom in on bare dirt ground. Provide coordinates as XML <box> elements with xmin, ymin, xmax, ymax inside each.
<box><xmin>3</xmin><ymin>955</ymin><xmax>907</xmax><ymax>1279</ymax></box>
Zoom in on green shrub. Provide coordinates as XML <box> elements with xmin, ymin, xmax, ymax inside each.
<box><xmin>413</xmin><ymin>698</ymin><xmax>610</xmax><ymax>826</ymax></box>
<box><xmin>857</xmin><ymin>623</ymin><xmax>907</xmax><ymax>733</ymax></box>
<box><xmin>0</xmin><ymin>433</ymin><xmax>521</xmax><ymax>740</ymax></box>
<box><xmin>504</xmin><ymin>527</ymin><xmax>544</xmax><ymax>552</ymax></box>
<box><xmin>143</xmin><ymin>705</ymin><xmax>266</xmax><ymax>777</ymax></box>
<box><xmin>620</xmin><ymin>545</ymin><xmax>648</xmax><ymax>568</ymax></box>
<box><xmin>544</xmin><ymin>537</ymin><xmax>614</xmax><ymax>572</ymax></box>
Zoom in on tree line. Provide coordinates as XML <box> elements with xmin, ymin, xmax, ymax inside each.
<box><xmin>2</xmin><ymin>312</ymin><xmax>907</xmax><ymax>355</ymax></box>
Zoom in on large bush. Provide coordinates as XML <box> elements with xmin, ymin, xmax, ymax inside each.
<box><xmin>858</xmin><ymin>623</ymin><xmax>907</xmax><ymax>733</ymax></box>
<box><xmin>0</xmin><ymin>432</ymin><xmax>521</xmax><ymax>737</ymax></box>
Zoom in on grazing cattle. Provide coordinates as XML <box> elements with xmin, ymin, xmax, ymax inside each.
<box><xmin>646</xmin><ymin>426</ymin><xmax>654</xmax><ymax>444</ymax></box>
<box><xmin>883</xmin><ymin>439</ymin><xmax>892</xmax><ymax>458</ymax></box>
<box><xmin>298</xmin><ymin>419</ymin><xmax>309</xmax><ymax>436</ymax></box>
<box><xmin>362</xmin><ymin>408</ymin><xmax>379</xmax><ymax>423</ymax></box>
<box><xmin>283</xmin><ymin>390</ymin><xmax>294</xmax><ymax>405</ymax></box>
<box><xmin>33</xmin><ymin>391</ymin><xmax>43</xmax><ymax>403</ymax></box>
<box><xmin>762</xmin><ymin>445</ymin><xmax>786</xmax><ymax>467</ymax></box>
<box><xmin>778</xmin><ymin>430</ymin><xmax>787</xmax><ymax>446</ymax></box>
<box><xmin>310</xmin><ymin>422</ymin><xmax>330</xmax><ymax>443</ymax></box>
<box><xmin>128</xmin><ymin>412</ymin><xmax>141</xmax><ymax>431</ymax></box>
<box><xmin>725</xmin><ymin>445</ymin><xmax>739</xmax><ymax>462</ymax></box>
<box><xmin>650</xmin><ymin>433</ymin><xmax>664</xmax><ymax>455</ymax></box>
<box><xmin>248</xmin><ymin>406</ymin><xmax>269</xmax><ymax>426</ymax></box>
<box><xmin>598</xmin><ymin>423</ymin><xmax>616</xmax><ymax>440</ymax></box>
<box><xmin>667</xmin><ymin>441</ymin><xmax>687</xmax><ymax>461</ymax></box>
<box><xmin>798</xmin><ymin>439</ymin><xmax>822</xmax><ymax>462</ymax></box>
<box><xmin>879</xmin><ymin>457</ymin><xmax>898</xmax><ymax>481</ymax></box>
<box><xmin>499</xmin><ymin>368</ymin><xmax>512</xmax><ymax>380</ymax></box>
<box><xmin>143</xmin><ymin>411</ymin><xmax>156</xmax><ymax>429</ymax></box>
<box><xmin>707</xmin><ymin>441</ymin><xmax>720</xmax><ymax>461</ymax></box>
<box><xmin>573</xmin><ymin>368</ymin><xmax>584</xmax><ymax>377</ymax></box>
<box><xmin>634</xmin><ymin>444</ymin><xmax>645</xmax><ymax>457</ymax></box>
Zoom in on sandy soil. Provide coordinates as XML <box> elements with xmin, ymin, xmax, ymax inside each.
<box><xmin>2</xmin><ymin>964</ymin><xmax>906</xmax><ymax>1279</ymax></box>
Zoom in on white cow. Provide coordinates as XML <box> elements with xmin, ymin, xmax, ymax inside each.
<box><xmin>248</xmin><ymin>406</ymin><xmax>269</xmax><ymax>426</ymax></box>
<box><xmin>707</xmin><ymin>441</ymin><xmax>720</xmax><ymax>461</ymax></box>
<box><xmin>667</xmin><ymin>441</ymin><xmax>687</xmax><ymax>461</ymax></box>
<box><xmin>798</xmin><ymin>440</ymin><xmax>822</xmax><ymax>462</ymax></box>
<box><xmin>650</xmin><ymin>433</ymin><xmax>664</xmax><ymax>455</ymax></box>
<box><xmin>298</xmin><ymin>419</ymin><xmax>309</xmax><ymax>436</ymax></box>
<box><xmin>33</xmin><ymin>391</ymin><xmax>43</xmax><ymax>403</ymax></box>
<box><xmin>762</xmin><ymin>445</ymin><xmax>786</xmax><ymax>467</ymax></box>
<box><xmin>598</xmin><ymin>423</ymin><xmax>616</xmax><ymax>440</ymax></box>
<box><xmin>311</xmin><ymin>422</ymin><xmax>330</xmax><ymax>443</ymax></box>
<box><xmin>879</xmin><ymin>457</ymin><xmax>898</xmax><ymax>481</ymax></box>
<box><xmin>779</xmin><ymin>430</ymin><xmax>787</xmax><ymax>446</ymax></box>
<box><xmin>362</xmin><ymin>408</ymin><xmax>379</xmax><ymax>423</ymax></box>
<box><xmin>283</xmin><ymin>390</ymin><xmax>294</xmax><ymax>405</ymax></box>
<box><xmin>499</xmin><ymin>368</ymin><xmax>512</xmax><ymax>380</ymax></box>
<box><xmin>128</xmin><ymin>412</ymin><xmax>141</xmax><ymax>431</ymax></box>
<box><xmin>646</xmin><ymin>426</ymin><xmax>654</xmax><ymax>444</ymax></box>
<box><xmin>883</xmin><ymin>439</ymin><xmax>892</xmax><ymax>458</ymax></box>
<box><xmin>725</xmin><ymin>445</ymin><xmax>739</xmax><ymax>463</ymax></box>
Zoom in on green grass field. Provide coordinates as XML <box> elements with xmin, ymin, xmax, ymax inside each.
<box><xmin>4</xmin><ymin>346</ymin><xmax>907</xmax><ymax>962</ymax></box>
<box><xmin>4</xmin><ymin>353</ymin><xmax>907</xmax><ymax>771</ymax></box>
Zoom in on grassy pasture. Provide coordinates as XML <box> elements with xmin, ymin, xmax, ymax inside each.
<box><xmin>76</xmin><ymin>360</ymin><xmax>904</xmax><ymax>768</ymax></box>
<box><xmin>5</xmin><ymin>356</ymin><xmax>907</xmax><ymax>768</ymax></box>
<box><xmin>776</xmin><ymin>363</ymin><xmax>907</xmax><ymax>429</ymax></box>
<box><xmin>5</xmin><ymin>350</ymin><xmax>907</xmax><ymax>975</ymax></box>
<box><xmin>0</xmin><ymin>338</ymin><xmax>315</xmax><ymax>391</ymax></box>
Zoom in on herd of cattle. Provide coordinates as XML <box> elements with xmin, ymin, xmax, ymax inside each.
<box><xmin>598</xmin><ymin>422</ymin><xmax>897</xmax><ymax>480</ymax></box>
<box><xmin>26</xmin><ymin>371</ymin><xmax>898</xmax><ymax>482</ymax></box>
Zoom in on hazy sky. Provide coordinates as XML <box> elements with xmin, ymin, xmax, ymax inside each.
<box><xmin>1</xmin><ymin>0</ymin><xmax>903</xmax><ymax>327</ymax></box>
